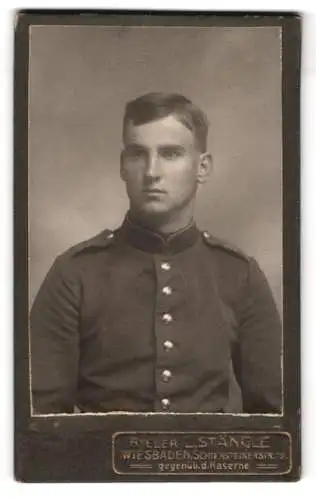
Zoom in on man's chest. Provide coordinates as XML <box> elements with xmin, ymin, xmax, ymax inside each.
<box><xmin>77</xmin><ymin>246</ymin><xmax>238</xmax><ymax>370</ymax></box>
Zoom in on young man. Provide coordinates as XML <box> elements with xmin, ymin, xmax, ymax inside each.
<box><xmin>30</xmin><ymin>92</ymin><xmax>282</xmax><ymax>414</ymax></box>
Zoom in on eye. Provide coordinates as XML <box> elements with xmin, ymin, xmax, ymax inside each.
<box><xmin>123</xmin><ymin>146</ymin><xmax>146</xmax><ymax>161</ymax></box>
<box><xmin>160</xmin><ymin>147</ymin><xmax>184</xmax><ymax>160</ymax></box>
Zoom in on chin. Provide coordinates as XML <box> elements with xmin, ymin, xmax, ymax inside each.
<box><xmin>134</xmin><ymin>203</ymin><xmax>171</xmax><ymax>219</ymax></box>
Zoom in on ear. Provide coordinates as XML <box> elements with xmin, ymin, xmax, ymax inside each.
<box><xmin>120</xmin><ymin>150</ymin><xmax>127</xmax><ymax>182</ymax></box>
<box><xmin>197</xmin><ymin>152</ymin><xmax>212</xmax><ymax>185</ymax></box>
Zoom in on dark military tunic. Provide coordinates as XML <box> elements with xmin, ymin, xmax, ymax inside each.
<box><xmin>30</xmin><ymin>216</ymin><xmax>282</xmax><ymax>414</ymax></box>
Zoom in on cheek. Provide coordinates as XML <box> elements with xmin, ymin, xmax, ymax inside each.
<box><xmin>168</xmin><ymin>162</ymin><xmax>198</xmax><ymax>190</ymax></box>
<box><xmin>123</xmin><ymin>167</ymin><xmax>143</xmax><ymax>188</ymax></box>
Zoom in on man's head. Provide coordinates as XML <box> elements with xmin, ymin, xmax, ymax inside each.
<box><xmin>120</xmin><ymin>92</ymin><xmax>212</xmax><ymax>227</ymax></box>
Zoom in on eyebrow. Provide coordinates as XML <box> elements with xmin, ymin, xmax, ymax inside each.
<box><xmin>158</xmin><ymin>144</ymin><xmax>186</xmax><ymax>150</ymax></box>
<box><xmin>124</xmin><ymin>143</ymin><xmax>186</xmax><ymax>150</ymax></box>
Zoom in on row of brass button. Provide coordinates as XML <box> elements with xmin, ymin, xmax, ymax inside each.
<box><xmin>161</xmin><ymin>261</ymin><xmax>172</xmax><ymax>410</ymax></box>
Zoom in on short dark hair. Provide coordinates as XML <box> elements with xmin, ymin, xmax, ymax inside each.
<box><xmin>123</xmin><ymin>92</ymin><xmax>209</xmax><ymax>152</ymax></box>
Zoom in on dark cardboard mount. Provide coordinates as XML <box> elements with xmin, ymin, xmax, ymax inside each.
<box><xmin>14</xmin><ymin>10</ymin><xmax>301</xmax><ymax>482</ymax></box>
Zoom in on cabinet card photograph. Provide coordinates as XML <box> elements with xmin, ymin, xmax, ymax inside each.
<box><xmin>14</xmin><ymin>11</ymin><xmax>300</xmax><ymax>482</ymax></box>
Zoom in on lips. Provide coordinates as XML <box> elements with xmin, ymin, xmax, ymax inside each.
<box><xmin>143</xmin><ymin>188</ymin><xmax>166</xmax><ymax>194</ymax></box>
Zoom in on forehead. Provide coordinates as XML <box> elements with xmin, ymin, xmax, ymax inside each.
<box><xmin>123</xmin><ymin>115</ymin><xmax>196</xmax><ymax>148</ymax></box>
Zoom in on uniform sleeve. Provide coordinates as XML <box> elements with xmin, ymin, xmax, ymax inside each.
<box><xmin>237</xmin><ymin>258</ymin><xmax>282</xmax><ymax>413</ymax></box>
<box><xmin>30</xmin><ymin>256</ymin><xmax>80</xmax><ymax>414</ymax></box>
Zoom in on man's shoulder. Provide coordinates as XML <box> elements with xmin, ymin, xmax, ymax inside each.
<box><xmin>201</xmin><ymin>230</ymin><xmax>251</xmax><ymax>263</ymax></box>
<box><xmin>57</xmin><ymin>228</ymin><xmax>116</xmax><ymax>263</ymax></box>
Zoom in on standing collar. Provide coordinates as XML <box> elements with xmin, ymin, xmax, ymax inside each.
<box><xmin>118</xmin><ymin>214</ymin><xmax>200</xmax><ymax>254</ymax></box>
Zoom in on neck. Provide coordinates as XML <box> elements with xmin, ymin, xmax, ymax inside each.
<box><xmin>129</xmin><ymin>204</ymin><xmax>195</xmax><ymax>235</ymax></box>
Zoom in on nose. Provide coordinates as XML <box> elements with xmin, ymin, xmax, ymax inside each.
<box><xmin>145</xmin><ymin>151</ymin><xmax>161</xmax><ymax>179</ymax></box>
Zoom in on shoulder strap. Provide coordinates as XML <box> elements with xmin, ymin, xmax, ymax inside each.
<box><xmin>66</xmin><ymin>229</ymin><xmax>116</xmax><ymax>258</ymax></box>
<box><xmin>201</xmin><ymin>231</ymin><xmax>250</xmax><ymax>262</ymax></box>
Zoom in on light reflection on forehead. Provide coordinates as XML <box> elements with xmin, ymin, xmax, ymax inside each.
<box><xmin>123</xmin><ymin>115</ymin><xmax>197</xmax><ymax>150</ymax></box>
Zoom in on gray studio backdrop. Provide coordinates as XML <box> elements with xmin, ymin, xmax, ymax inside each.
<box><xmin>28</xmin><ymin>25</ymin><xmax>282</xmax><ymax>311</ymax></box>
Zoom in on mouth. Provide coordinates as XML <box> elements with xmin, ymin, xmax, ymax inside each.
<box><xmin>143</xmin><ymin>188</ymin><xmax>166</xmax><ymax>194</ymax></box>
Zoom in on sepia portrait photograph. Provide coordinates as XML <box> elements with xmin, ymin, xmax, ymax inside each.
<box><xmin>14</xmin><ymin>11</ymin><xmax>300</xmax><ymax>481</ymax></box>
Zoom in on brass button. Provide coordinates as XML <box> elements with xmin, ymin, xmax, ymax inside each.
<box><xmin>161</xmin><ymin>398</ymin><xmax>170</xmax><ymax>410</ymax></box>
<box><xmin>162</xmin><ymin>313</ymin><xmax>173</xmax><ymax>324</ymax></box>
<box><xmin>162</xmin><ymin>286</ymin><xmax>172</xmax><ymax>296</ymax></box>
<box><xmin>162</xmin><ymin>369</ymin><xmax>172</xmax><ymax>382</ymax></box>
<box><xmin>107</xmin><ymin>232</ymin><xmax>114</xmax><ymax>239</ymax></box>
<box><xmin>163</xmin><ymin>340</ymin><xmax>174</xmax><ymax>351</ymax></box>
<box><xmin>161</xmin><ymin>262</ymin><xmax>171</xmax><ymax>271</ymax></box>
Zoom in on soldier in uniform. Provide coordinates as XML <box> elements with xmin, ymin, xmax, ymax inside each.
<box><xmin>30</xmin><ymin>92</ymin><xmax>282</xmax><ymax>414</ymax></box>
